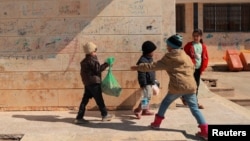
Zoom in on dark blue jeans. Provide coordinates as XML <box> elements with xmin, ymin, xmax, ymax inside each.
<box><xmin>157</xmin><ymin>93</ymin><xmax>206</xmax><ymax>125</ymax></box>
<box><xmin>76</xmin><ymin>84</ymin><xmax>107</xmax><ymax>119</ymax></box>
<box><xmin>181</xmin><ymin>68</ymin><xmax>201</xmax><ymax>102</ymax></box>
<box><xmin>194</xmin><ymin>68</ymin><xmax>201</xmax><ymax>96</ymax></box>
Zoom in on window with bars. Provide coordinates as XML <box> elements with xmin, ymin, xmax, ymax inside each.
<box><xmin>176</xmin><ymin>4</ymin><xmax>185</xmax><ymax>32</ymax></box>
<box><xmin>203</xmin><ymin>3</ymin><xmax>250</xmax><ymax>32</ymax></box>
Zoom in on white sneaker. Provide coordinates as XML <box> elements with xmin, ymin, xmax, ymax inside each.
<box><xmin>74</xmin><ymin>119</ymin><xmax>89</xmax><ymax>124</ymax></box>
<box><xmin>102</xmin><ymin>114</ymin><xmax>114</xmax><ymax>121</ymax></box>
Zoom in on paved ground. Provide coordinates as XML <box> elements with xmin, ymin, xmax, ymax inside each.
<box><xmin>1</xmin><ymin>71</ymin><xmax>250</xmax><ymax>141</ymax></box>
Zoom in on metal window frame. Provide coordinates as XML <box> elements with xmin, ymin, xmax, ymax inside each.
<box><xmin>203</xmin><ymin>3</ymin><xmax>250</xmax><ymax>32</ymax></box>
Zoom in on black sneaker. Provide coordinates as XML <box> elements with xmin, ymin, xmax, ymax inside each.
<box><xmin>102</xmin><ymin>114</ymin><xmax>114</xmax><ymax>121</ymax></box>
<box><xmin>74</xmin><ymin>119</ymin><xmax>89</xmax><ymax>124</ymax></box>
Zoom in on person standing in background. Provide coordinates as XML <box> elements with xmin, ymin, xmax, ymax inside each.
<box><xmin>181</xmin><ymin>29</ymin><xmax>209</xmax><ymax>109</ymax></box>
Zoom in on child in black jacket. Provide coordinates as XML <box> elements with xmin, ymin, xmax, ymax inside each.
<box><xmin>74</xmin><ymin>42</ymin><xmax>114</xmax><ymax>124</ymax></box>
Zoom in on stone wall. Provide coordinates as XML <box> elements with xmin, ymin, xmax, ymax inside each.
<box><xmin>0</xmin><ymin>0</ymin><xmax>175</xmax><ymax>111</ymax></box>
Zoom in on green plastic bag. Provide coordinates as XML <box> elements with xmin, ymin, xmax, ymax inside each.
<box><xmin>101</xmin><ymin>58</ymin><xmax>122</xmax><ymax>97</ymax></box>
<box><xmin>106</xmin><ymin>57</ymin><xmax>115</xmax><ymax>65</ymax></box>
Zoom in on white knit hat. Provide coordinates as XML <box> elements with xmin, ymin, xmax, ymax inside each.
<box><xmin>83</xmin><ymin>42</ymin><xmax>97</xmax><ymax>54</ymax></box>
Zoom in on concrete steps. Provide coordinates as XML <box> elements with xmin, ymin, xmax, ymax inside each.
<box><xmin>0</xmin><ymin>134</ymin><xmax>23</xmax><ymax>141</ymax></box>
<box><xmin>230</xmin><ymin>99</ymin><xmax>250</xmax><ymax>106</ymax></box>
<box><xmin>206</xmin><ymin>63</ymin><xmax>229</xmax><ymax>72</ymax></box>
<box><xmin>201</xmin><ymin>75</ymin><xmax>250</xmax><ymax>109</ymax></box>
<box><xmin>226</xmin><ymin>92</ymin><xmax>250</xmax><ymax>107</ymax></box>
<box><xmin>209</xmin><ymin>86</ymin><xmax>235</xmax><ymax>97</ymax></box>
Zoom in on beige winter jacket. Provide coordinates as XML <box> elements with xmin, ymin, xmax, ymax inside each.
<box><xmin>136</xmin><ymin>49</ymin><xmax>197</xmax><ymax>94</ymax></box>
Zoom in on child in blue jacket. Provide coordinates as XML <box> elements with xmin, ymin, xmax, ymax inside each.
<box><xmin>133</xmin><ymin>41</ymin><xmax>157</xmax><ymax>119</ymax></box>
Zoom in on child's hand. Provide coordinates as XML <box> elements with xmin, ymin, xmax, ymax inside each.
<box><xmin>131</xmin><ymin>66</ymin><xmax>138</xmax><ymax>70</ymax></box>
<box><xmin>103</xmin><ymin>62</ymin><xmax>109</xmax><ymax>68</ymax></box>
<box><xmin>106</xmin><ymin>57</ymin><xmax>115</xmax><ymax>65</ymax></box>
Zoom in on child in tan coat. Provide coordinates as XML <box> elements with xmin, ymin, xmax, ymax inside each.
<box><xmin>131</xmin><ymin>34</ymin><xmax>208</xmax><ymax>140</ymax></box>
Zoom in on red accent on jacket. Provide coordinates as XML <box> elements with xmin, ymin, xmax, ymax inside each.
<box><xmin>184</xmin><ymin>42</ymin><xmax>209</xmax><ymax>74</ymax></box>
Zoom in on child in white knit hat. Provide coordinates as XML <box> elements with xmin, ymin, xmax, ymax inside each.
<box><xmin>75</xmin><ymin>42</ymin><xmax>114</xmax><ymax>124</ymax></box>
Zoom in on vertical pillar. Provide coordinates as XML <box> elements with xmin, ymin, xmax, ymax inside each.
<box><xmin>193</xmin><ymin>3</ymin><xmax>198</xmax><ymax>29</ymax></box>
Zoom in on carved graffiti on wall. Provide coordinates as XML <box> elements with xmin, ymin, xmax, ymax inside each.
<box><xmin>59</xmin><ymin>0</ymin><xmax>80</xmax><ymax>15</ymax></box>
<box><xmin>0</xmin><ymin>36</ymin><xmax>76</xmax><ymax>59</ymax></box>
<box><xmin>0</xmin><ymin>20</ymin><xmax>17</xmax><ymax>35</ymax></box>
<box><xmin>0</xmin><ymin>18</ymin><xmax>90</xmax><ymax>36</ymax></box>
<box><xmin>205</xmin><ymin>33</ymin><xmax>244</xmax><ymax>50</ymax></box>
<box><xmin>129</xmin><ymin>0</ymin><xmax>145</xmax><ymax>15</ymax></box>
<box><xmin>218</xmin><ymin>34</ymin><xmax>241</xmax><ymax>50</ymax></box>
<box><xmin>0</xmin><ymin>0</ymin><xmax>162</xmax><ymax>72</ymax></box>
<box><xmin>21</xmin><ymin>1</ymin><xmax>55</xmax><ymax>17</ymax></box>
<box><xmin>82</xmin><ymin>17</ymin><xmax>161</xmax><ymax>35</ymax></box>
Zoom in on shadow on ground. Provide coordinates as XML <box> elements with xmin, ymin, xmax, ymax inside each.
<box><xmin>210</xmin><ymin>64</ymin><xmax>229</xmax><ymax>72</ymax></box>
<box><xmin>12</xmin><ymin>110</ymin><xmax>203</xmax><ymax>141</ymax></box>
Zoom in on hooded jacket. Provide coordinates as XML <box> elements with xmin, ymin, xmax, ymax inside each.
<box><xmin>136</xmin><ymin>49</ymin><xmax>197</xmax><ymax>94</ymax></box>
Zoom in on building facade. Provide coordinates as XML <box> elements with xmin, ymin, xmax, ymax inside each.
<box><xmin>176</xmin><ymin>0</ymin><xmax>250</xmax><ymax>62</ymax></box>
<box><xmin>0</xmin><ymin>0</ymin><xmax>249</xmax><ymax>111</ymax></box>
